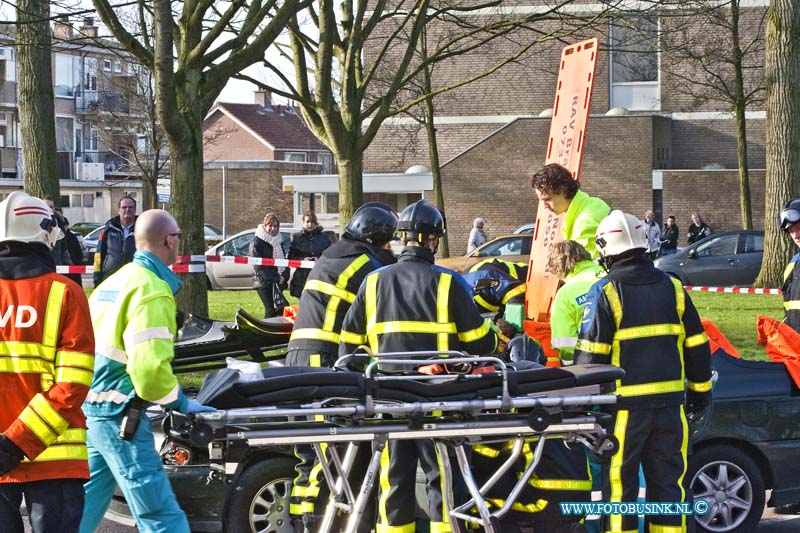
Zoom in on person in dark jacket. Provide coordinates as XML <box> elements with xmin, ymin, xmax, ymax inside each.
<box><xmin>659</xmin><ymin>214</ymin><xmax>678</xmax><ymax>256</ymax></box>
<box><xmin>286</xmin><ymin>202</ymin><xmax>398</xmax><ymax>533</ymax></box>
<box><xmin>687</xmin><ymin>212</ymin><xmax>712</xmax><ymax>244</ymax></box>
<box><xmin>250</xmin><ymin>212</ymin><xmax>289</xmax><ymax>318</ymax></box>
<box><xmin>288</xmin><ymin>211</ymin><xmax>332</xmax><ymax>297</ymax></box>
<box><xmin>93</xmin><ymin>196</ymin><xmax>137</xmax><ymax>286</ymax></box>
<box><xmin>340</xmin><ymin>199</ymin><xmax>497</xmax><ymax>533</ymax></box>
<box><xmin>575</xmin><ymin>210</ymin><xmax>712</xmax><ymax>533</ymax></box>
<box><xmin>61</xmin><ymin>216</ymin><xmax>85</xmax><ymax>287</ymax></box>
<box><xmin>779</xmin><ymin>199</ymin><xmax>800</xmax><ymax>333</ymax></box>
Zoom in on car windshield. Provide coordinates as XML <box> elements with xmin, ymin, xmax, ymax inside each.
<box><xmin>85</xmin><ymin>226</ymin><xmax>103</xmax><ymax>240</ymax></box>
<box><xmin>694</xmin><ymin>235</ymin><xmax>737</xmax><ymax>257</ymax></box>
<box><xmin>477</xmin><ymin>236</ymin><xmax>531</xmax><ymax>257</ymax></box>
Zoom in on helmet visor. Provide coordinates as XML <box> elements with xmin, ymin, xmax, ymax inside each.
<box><xmin>780</xmin><ymin>207</ymin><xmax>800</xmax><ymax>231</ymax></box>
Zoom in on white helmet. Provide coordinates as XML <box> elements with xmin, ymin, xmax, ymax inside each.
<box><xmin>0</xmin><ymin>191</ymin><xmax>63</xmax><ymax>248</ymax></box>
<box><xmin>595</xmin><ymin>210</ymin><xmax>648</xmax><ymax>258</ymax></box>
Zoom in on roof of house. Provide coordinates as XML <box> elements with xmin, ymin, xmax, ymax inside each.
<box><xmin>209</xmin><ymin>102</ymin><xmax>329</xmax><ymax>152</ymax></box>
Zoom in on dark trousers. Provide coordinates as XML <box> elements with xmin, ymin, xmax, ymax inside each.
<box><xmin>602</xmin><ymin>406</ymin><xmax>689</xmax><ymax>533</ymax></box>
<box><xmin>0</xmin><ymin>478</ymin><xmax>85</xmax><ymax>533</ymax></box>
<box><xmin>255</xmin><ymin>283</ymin><xmax>283</xmax><ymax>318</ymax></box>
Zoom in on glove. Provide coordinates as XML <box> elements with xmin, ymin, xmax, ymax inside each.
<box><xmin>0</xmin><ymin>435</ymin><xmax>25</xmax><ymax>475</ymax></box>
<box><xmin>685</xmin><ymin>390</ymin><xmax>711</xmax><ymax>422</ymax></box>
<box><xmin>180</xmin><ymin>398</ymin><xmax>217</xmax><ymax>414</ymax></box>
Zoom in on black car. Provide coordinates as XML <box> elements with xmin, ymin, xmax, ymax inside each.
<box><xmin>653</xmin><ymin>230</ymin><xmax>764</xmax><ymax>286</ymax></box>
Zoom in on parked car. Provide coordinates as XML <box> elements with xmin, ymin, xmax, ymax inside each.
<box><xmin>70</xmin><ymin>221</ymin><xmax>102</xmax><ymax>237</ymax></box>
<box><xmin>205</xmin><ymin>228</ymin><xmax>294</xmax><ymax>290</ymax></box>
<box><xmin>204</xmin><ymin>223</ymin><xmax>223</xmax><ymax>241</ymax></box>
<box><xmin>513</xmin><ymin>223</ymin><xmax>536</xmax><ymax>234</ymax></box>
<box><xmin>82</xmin><ymin>225</ymin><xmax>104</xmax><ymax>265</ymax></box>
<box><xmin>436</xmin><ymin>234</ymin><xmax>532</xmax><ymax>272</ymax></box>
<box><xmin>653</xmin><ymin>230</ymin><xmax>764</xmax><ymax>286</ymax></box>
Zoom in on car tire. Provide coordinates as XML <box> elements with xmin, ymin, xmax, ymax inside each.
<box><xmin>224</xmin><ymin>456</ymin><xmax>296</xmax><ymax>533</ymax></box>
<box><xmin>687</xmin><ymin>444</ymin><xmax>765</xmax><ymax>533</ymax></box>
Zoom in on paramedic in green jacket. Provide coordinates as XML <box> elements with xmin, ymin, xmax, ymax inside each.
<box><xmin>548</xmin><ymin>240</ymin><xmax>603</xmax><ymax>365</ymax></box>
<box><xmin>530</xmin><ymin>163</ymin><xmax>611</xmax><ymax>259</ymax></box>
<box><xmin>80</xmin><ymin>210</ymin><xmax>215</xmax><ymax>533</ymax></box>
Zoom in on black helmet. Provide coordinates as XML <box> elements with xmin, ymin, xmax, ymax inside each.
<box><xmin>780</xmin><ymin>198</ymin><xmax>800</xmax><ymax>231</ymax></box>
<box><xmin>343</xmin><ymin>202</ymin><xmax>399</xmax><ymax>246</ymax></box>
<box><xmin>397</xmin><ymin>200</ymin><xmax>445</xmax><ymax>242</ymax></box>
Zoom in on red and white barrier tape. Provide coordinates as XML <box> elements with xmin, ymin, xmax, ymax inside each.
<box><xmin>56</xmin><ymin>264</ymin><xmax>207</xmax><ymax>274</ymax></box>
<box><xmin>55</xmin><ymin>255</ymin><xmax>316</xmax><ymax>275</ymax></box>
<box><xmin>684</xmin><ymin>286</ymin><xmax>783</xmax><ymax>295</ymax></box>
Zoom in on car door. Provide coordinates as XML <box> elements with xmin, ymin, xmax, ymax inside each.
<box><xmin>682</xmin><ymin>234</ymin><xmax>739</xmax><ymax>286</ymax></box>
<box><xmin>213</xmin><ymin>232</ymin><xmax>255</xmax><ymax>289</ymax></box>
<box><xmin>733</xmin><ymin>232</ymin><xmax>764</xmax><ymax>286</ymax></box>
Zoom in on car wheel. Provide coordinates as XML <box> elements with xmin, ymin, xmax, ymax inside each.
<box><xmin>687</xmin><ymin>444</ymin><xmax>765</xmax><ymax>533</ymax></box>
<box><xmin>224</xmin><ymin>457</ymin><xmax>296</xmax><ymax>533</ymax></box>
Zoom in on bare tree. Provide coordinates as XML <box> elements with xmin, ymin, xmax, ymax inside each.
<box><xmin>241</xmin><ymin>0</ymin><xmax>598</xmax><ymax>223</ymax></box>
<box><xmin>17</xmin><ymin>0</ymin><xmax>59</xmax><ymax>200</ymax></box>
<box><xmin>92</xmin><ymin>0</ymin><xmax>311</xmax><ymax>314</ymax></box>
<box><xmin>755</xmin><ymin>0</ymin><xmax>800</xmax><ymax>288</ymax></box>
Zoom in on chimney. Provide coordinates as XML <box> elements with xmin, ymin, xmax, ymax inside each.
<box><xmin>80</xmin><ymin>17</ymin><xmax>98</xmax><ymax>38</ymax></box>
<box><xmin>254</xmin><ymin>90</ymin><xmax>272</xmax><ymax>108</ymax></box>
<box><xmin>53</xmin><ymin>16</ymin><xmax>74</xmax><ymax>41</ymax></box>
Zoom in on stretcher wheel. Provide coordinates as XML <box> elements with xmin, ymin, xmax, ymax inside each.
<box><xmin>190</xmin><ymin>422</ymin><xmax>214</xmax><ymax>447</ymax></box>
<box><xmin>528</xmin><ymin>408</ymin><xmax>552</xmax><ymax>432</ymax></box>
<box><xmin>595</xmin><ymin>434</ymin><xmax>619</xmax><ymax>460</ymax></box>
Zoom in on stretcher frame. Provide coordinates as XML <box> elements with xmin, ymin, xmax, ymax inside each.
<box><xmin>193</xmin><ymin>351</ymin><xmax>620</xmax><ymax>533</ymax></box>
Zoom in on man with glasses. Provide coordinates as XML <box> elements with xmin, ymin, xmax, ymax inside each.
<box><xmin>80</xmin><ymin>210</ymin><xmax>215</xmax><ymax>533</ymax></box>
<box><xmin>779</xmin><ymin>199</ymin><xmax>800</xmax><ymax>332</ymax></box>
<box><xmin>93</xmin><ymin>195</ymin><xmax>138</xmax><ymax>287</ymax></box>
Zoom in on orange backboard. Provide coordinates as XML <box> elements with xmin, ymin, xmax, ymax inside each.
<box><xmin>525</xmin><ymin>38</ymin><xmax>598</xmax><ymax>323</ymax></box>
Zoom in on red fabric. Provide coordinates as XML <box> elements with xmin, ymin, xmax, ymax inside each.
<box><xmin>756</xmin><ymin>315</ymin><xmax>800</xmax><ymax>388</ymax></box>
<box><xmin>522</xmin><ymin>320</ymin><xmax>561</xmax><ymax>367</ymax></box>
<box><xmin>0</xmin><ymin>273</ymin><xmax>95</xmax><ymax>483</ymax></box>
<box><xmin>282</xmin><ymin>304</ymin><xmax>299</xmax><ymax>322</ymax></box>
<box><xmin>700</xmin><ymin>318</ymin><xmax>740</xmax><ymax>358</ymax></box>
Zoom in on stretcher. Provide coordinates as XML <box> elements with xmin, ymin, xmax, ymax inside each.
<box><xmin>191</xmin><ymin>351</ymin><xmax>623</xmax><ymax>533</ymax></box>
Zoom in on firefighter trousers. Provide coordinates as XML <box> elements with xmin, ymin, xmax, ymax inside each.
<box><xmin>602</xmin><ymin>405</ymin><xmax>689</xmax><ymax>533</ymax></box>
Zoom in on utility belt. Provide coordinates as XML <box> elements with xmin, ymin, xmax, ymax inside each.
<box><xmin>118</xmin><ymin>396</ymin><xmax>148</xmax><ymax>440</ymax></box>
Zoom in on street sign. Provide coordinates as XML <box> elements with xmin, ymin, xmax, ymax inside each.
<box><xmin>157</xmin><ymin>178</ymin><xmax>171</xmax><ymax>204</ymax></box>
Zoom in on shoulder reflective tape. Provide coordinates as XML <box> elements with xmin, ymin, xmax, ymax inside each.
<box><xmin>371</xmin><ymin>321</ymin><xmax>457</xmax><ymax>335</ymax></box>
<box><xmin>685</xmin><ymin>331</ymin><xmax>709</xmax><ymax>348</ymax></box>
<box><xmin>42</xmin><ymin>281</ymin><xmax>66</xmax><ymax>348</ymax></box>
<box><xmin>575</xmin><ymin>339</ymin><xmax>611</xmax><ymax>355</ymax></box>
<box><xmin>784</xmin><ymin>262</ymin><xmax>796</xmax><ymax>283</ymax></box>
<box><xmin>502</xmin><ymin>283</ymin><xmax>527</xmax><ymax>304</ymax></box>
<box><xmin>85</xmin><ymin>390</ymin><xmax>129</xmax><ymax>404</ymax></box>
<box><xmin>0</xmin><ymin>341</ymin><xmax>56</xmax><ymax>360</ymax></box>
<box><xmin>95</xmin><ymin>344</ymin><xmax>127</xmax><ymax>364</ymax></box>
<box><xmin>437</xmin><ymin>274</ymin><xmax>452</xmax><ymax>352</ymax></box>
<box><xmin>458</xmin><ymin>321</ymin><xmax>492</xmax><ymax>343</ymax></box>
<box><xmin>0</xmin><ymin>357</ymin><xmax>54</xmax><ymax>374</ymax></box>
<box><xmin>616</xmin><ymin>379</ymin><xmax>685</xmax><ymax>397</ymax></box>
<box><xmin>22</xmin><ymin>444</ymin><xmax>87</xmax><ymax>463</ymax></box>
<box><xmin>671</xmin><ymin>277</ymin><xmax>685</xmax><ymax>320</ymax></box>
<box><xmin>603</xmin><ymin>282</ymin><xmax>622</xmax><ymax>329</ymax></box>
<box><xmin>320</xmin><ymin>255</ymin><xmax>372</xmax><ymax>332</ymax></box>
<box><xmin>151</xmin><ymin>382</ymin><xmax>180</xmax><ymax>406</ymax></box>
<box><xmin>304</xmin><ymin>279</ymin><xmax>357</xmax><ymax>304</ymax></box>
<box><xmin>55</xmin><ymin>367</ymin><xmax>93</xmax><ymax>386</ymax></box>
<box><xmin>474</xmin><ymin>294</ymin><xmax>500</xmax><ymax>312</ymax></box>
<box><xmin>124</xmin><ymin>326</ymin><xmax>172</xmax><ymax>347</ymax></box>
<box><xmin>340</xmin><ymin>330</ymin><xmax>367</xmax><ymax>345</ymax></box>
<box><xmin>366</xmin><ymin>273</ymin><xmax>379</xmax><ymax>352</ymax></box>
<box><xmin>551</xmin><ymin>336</ymin><xmax>578</xmax><ymax>348</ymax></box>
<box><xmin>687</xmin><ymin>379</ymin><xmax>712</xmax><ymax>392</ymax></box>
<box><xmin>290</xmin><ymin>328</ymin><xmax>341</xmax><ymax>344</ymax></box>
<box><xmin>337</xmin><ymin>254</ymin><xmax>371</xmax><ymax>289</ymax></box>
<box><xmin>614</xmin><ymin>323</ymin><xmax>684</xmax><ymax>341</ymax></box>
<box><xmin>56</xmin><ymin>351</ymin><xmax>94</xmax><ymax>370</ymax></box>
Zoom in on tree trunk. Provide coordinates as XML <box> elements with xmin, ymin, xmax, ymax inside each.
<box><xmin>731</xmin><ymin>0</ymin><xmax>753</xmax><ymax>230</ymax></box>
<box><xmin>16</xmin><ymin>0</ymin><xmax>59</xmax><ymax>200</ymax></box>
<box><xmin>424</xmin><ymin>99</ymin><xmax>449</xmax><ymax>258</ymax></box>
<box><xmin>336</xmin><ymin>154</ymin><xmax>363</xmax><ymax>226</ymax></box>
<box><xmin>755</xmin><ymin>0</ymin><xmax>800</xmax><ymax>288</ymax></box>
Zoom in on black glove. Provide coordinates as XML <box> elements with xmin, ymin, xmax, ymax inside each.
<box><xmin>685</xmin><ymin>390</ymin><xmax>711</xmax><ymax>422</ymax></box>
<box><xmin>0</xmin><ymin>435</ymin><xmax>25</xmax><ymax>475</ymax></box>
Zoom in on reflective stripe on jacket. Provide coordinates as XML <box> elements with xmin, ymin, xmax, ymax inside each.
<box><xmin>0</xmin><ymin>273</ymin><xmax>95</xmax><ymax>483</ymax></box>
<box><xmin>562</xmin><ymin>190</ymin><xmax>611</xmax><ymax>260</ymax></box>
<box><xmin>782</xmin><ymin>253</ymin><xmax>800</xmax><ymax>333</ymax></box>
<box><xmin>339</xmin><ymin>246</ymin><xmax>497</xmax><ymax>360</ymax></box>
<box><xmin>574</xmin><ymin>254</ymin><xmax>712</xmax><ymax>408</ymax></box>
<box><xmin>84</xmin><ymin>260</ymin><xmax>183</xmax><ymax>417</ymax></box>
<box><xmin>549</xmin><ymin>260</ymin><xmax>603</xmax><ymax>365</ymax></box>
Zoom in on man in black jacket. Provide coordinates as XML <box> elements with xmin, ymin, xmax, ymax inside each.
<box><xmin>575</xmin><ymin>210</ymin><xmax>712</xmax><ymax>533</ymax></box>
<box><xmin>286</xmin><ymin>203</ymin><xmax>398</xmax><ymax>532</ymax></box>
<box><xmin>659</xmin><ymin>214</ymin><xmax>678</xmax><ymax>256</ymax></box>
<box><xmin>340</xmin><ymin>199</ymin><xmax>497</xmax><ymax>533</ymax></box>
<box><xmin>93</xmin><ymin>196</ymin><xmax>137</xmax><ymax>286</ymax></box>
<box><xmin>687</xmin><ymin>212</ymin><xmax>712</xmax><ymax>244</ymax></box>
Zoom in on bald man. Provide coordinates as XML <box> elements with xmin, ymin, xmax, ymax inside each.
<box><xmin>81</xmin><ymin>209</ymin><xmax>214</xmax><ymax>533</ymax></box>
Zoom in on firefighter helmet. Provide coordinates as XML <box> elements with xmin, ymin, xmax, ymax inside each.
<box><xmin>343</xmin><ymin>202</ymin><xmax>399</xmax><ymax>246</ymax></box>
<box><xmin>780</xmin><ymin>198</ymin><xmax>800</xmax><ymax>231</ymax></box>
<box><xmin>595</xmin><ymin>210</ymin><xmax>648</xmax><ymax>258</ymax></box>
<box><xmin>0</xmin><ymin>191</ymin><xmax>62</xmax><ymax>248</ymax></box>
<box><xmin>397</xmin><ymin>200</ymin><xmax>445</xmax><ymax>242</ymax></box>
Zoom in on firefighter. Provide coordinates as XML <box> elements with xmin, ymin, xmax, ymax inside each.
<box><xmin>548</xmin><ymin>240</ymin><xmax>603</xmax><ymax>366</ymax></box>
<box><xmin>530</xmin><ymin>163</ymin><xmax>611</xmax><ymax>259</ymax></box>
<box><xmin>80</xmin><ymin>209</ymin><xmax>216</xmax><ymax>533</ymax></box>
<box><xmin>464</xmin><ymin>258</ymin><xmax>528</xmax><ymax>314</ymax></box>
<box><xmin>340</xmin><ymin>199</ymin><xmax>497</xmax><ymax>533</ymax></box>
<box><xmin>286</xmin><ymin>202</ymin><xmax>398</xmax><ymax>533</ymax></box>
<box><xmin>779</xmin><ymin>198</ymin><xmax>800</xmax><ymax>332</ymax></box>
<box><xmin>574</xmin><ymin>210</ymin><xmax>712</xmax><ymax>533</ymax></box>
<box><xmin>0</xmin><ymin>192</ymin><xmax>95</xmax><ymax>533</ymax></box>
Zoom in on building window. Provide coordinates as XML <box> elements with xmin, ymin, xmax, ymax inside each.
<box><xmin>609</xmin><ymin>17</ymin><xmax>660</xmax><ymax>111</ymax></box>
<box><xmin>54</xmin><ymin>53</ymin><xmax>74</xmax><ymax>97</ymax></box>
<box><xmin>60</xmin><ymin>195</ymin><xmax>70</xmax><ymax>207</ymax></box>
<box><xmin>114</xmin><ymin>60</ymin><xmax>122</xmax><ymax>73</ymax></box>
<box><xmin>71</xmin><ymin>193</ymin><xmax>82</xmax><ymax>207</ymax></box>
<box><xmin>56</xmin><ymin>117</ymin><xmax>74</xmax><ymax>151</ymax></box>
<box><xmin>285</xmin><ymin>152</ymin><xmax>307</xmax><ymax>163</ymax></box>
<box><xmin>103</xmin><ymin>59</ymin><xmax>111</xmax><ymax>71</ymax></box>
<box><xmin>83</xmin><ymin>193</ymin><xmax>94</xmax><ymax>208</ymax></box>
<box><xmin>319</xmin><ymin>152</ymin><xmax>333</xmax><ymax>173</ymax></box>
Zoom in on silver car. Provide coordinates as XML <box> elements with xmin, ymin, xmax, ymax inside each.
<box><xmin>205</xmin><ymin>228</ymin><xmax>295</xmax><ymax>290</ymax></box>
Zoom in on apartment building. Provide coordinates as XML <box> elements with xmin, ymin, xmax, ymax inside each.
<box><xmin>0</xmin><ymin>17</ymin><xmax>149</xmax><ymax>223</ymax></box>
